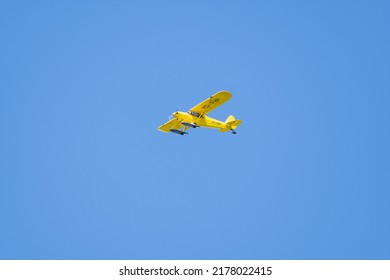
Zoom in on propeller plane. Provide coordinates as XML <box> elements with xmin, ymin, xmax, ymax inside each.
<box><xmin>158</xmin><ymin>91</ymin><xmax>242</xmax><ymax>135</ymax></box>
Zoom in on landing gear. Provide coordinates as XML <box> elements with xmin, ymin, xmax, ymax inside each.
<box><xmin>182</xmin><ymin>122</ymin><xmax>199</xmax><ymax>128</ymax></box>
<box><xmin>231</xmin><ymin>129</ymin><xmax>237</xmax><ymax>134</ymax></box>
<box><xmin>170</xmin><ymin>129</ymin><xmax>188</xmax><ymax>135</ymax></box>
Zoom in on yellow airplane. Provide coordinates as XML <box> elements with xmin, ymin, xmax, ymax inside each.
<box><xmin>158</xmin><ymin>91</ymin><xmax>242</xmax><ymax>135</ymax></box>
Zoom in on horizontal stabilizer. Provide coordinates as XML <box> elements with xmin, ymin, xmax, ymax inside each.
<box><xmin>227</xmin><ymin>119</ymin><xmax>242</xmax><ymax>127</ymax></box>
<box><xmin>225</xmin><ymin>115</ymin><xmax>242</xmax><ymax>129</ymax></box>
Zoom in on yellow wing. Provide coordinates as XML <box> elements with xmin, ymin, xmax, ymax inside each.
<box><xmin>189</xmin><ymin>91</ymin><xmax>232</xmax><ymax>115</ymax></box>
<box><xmin>158</xmin><ymin>118</ymin><xmax>183</xmax><ymax>133</ymax></box>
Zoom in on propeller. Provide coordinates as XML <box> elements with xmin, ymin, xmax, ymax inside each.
<box><xmin>168</xmin><ymin>109</ymin><xmax>180</xmax><ymax>120</ymax></box>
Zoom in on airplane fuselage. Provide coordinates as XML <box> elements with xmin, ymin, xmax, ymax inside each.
<box><xmin>173</xmin><ymin>111</ymin><xmax>227</xmax><ymax>130</ymax></box>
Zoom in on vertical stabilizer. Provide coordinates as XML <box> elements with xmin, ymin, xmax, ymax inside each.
<box><xmin>225</xmin><ymin>115</ymin><xmax>235</xmax><ymax>123</ymax></box>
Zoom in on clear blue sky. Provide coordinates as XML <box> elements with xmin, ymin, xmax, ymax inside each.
<box><xmin>1</xmin><ymin>0</ymin><xmax>389</xmax><ymax>259</ymax></box>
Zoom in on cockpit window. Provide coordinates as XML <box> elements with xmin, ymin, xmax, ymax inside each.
<box><xmin>188</xmin><ymin>110</ymin><xmax>201</xmax><ymax>117</ymax></box>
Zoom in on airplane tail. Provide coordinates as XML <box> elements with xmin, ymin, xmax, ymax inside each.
<box><xmin>221</xmin><ymin>115</ymin><xmax>242</xmax><ymax>132</ymax></box>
